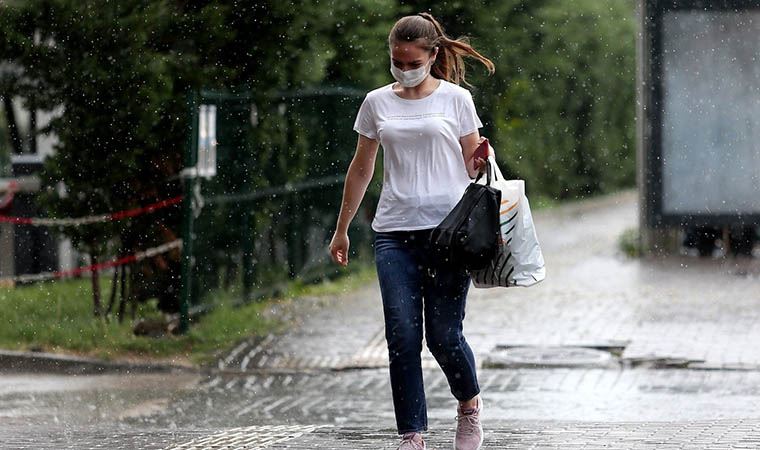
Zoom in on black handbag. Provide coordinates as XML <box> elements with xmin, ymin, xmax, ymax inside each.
<box><xmin>428</xmin><ymin>160</ymin><xmax>501</xmax><ymax>270</ymax></box>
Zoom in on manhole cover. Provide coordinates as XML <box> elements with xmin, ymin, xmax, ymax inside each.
<box><xmin>483</xmin><ymin>346</ymin><xmax>616</xmax><ymax>368</ymax></box>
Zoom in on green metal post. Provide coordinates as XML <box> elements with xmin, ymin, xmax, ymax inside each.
<box><xmin>178</xmin><ymin>92</ymin><xmax>199</xmax><ymax>334</ymax></box>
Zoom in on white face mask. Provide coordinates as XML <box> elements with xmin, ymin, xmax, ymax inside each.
<box><xmin>390</xmin><ymin>54</ymin><xmax>434</xmax><ymax>88</ymax></box>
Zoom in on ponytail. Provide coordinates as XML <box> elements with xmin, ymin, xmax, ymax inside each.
<box><xmin>389</xmin><ymin>13</ymin><xmax>495</xmax><ymax>88</ymax></box>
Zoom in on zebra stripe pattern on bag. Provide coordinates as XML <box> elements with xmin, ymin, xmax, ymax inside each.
<box><xmin>472</xmin><ymin>206</ymin><xmax>519</xmax><ymax>287</ymax></box>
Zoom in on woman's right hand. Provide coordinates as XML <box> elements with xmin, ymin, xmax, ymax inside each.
<box><xmin>329</xmin><ymin>231</ymin><xmax>350</xmax><ymax>267</ymax></box>
<box><xmin>473</xmin><ymin>136</ymin><xmax>491</xmax><ymax>173</ymax></box>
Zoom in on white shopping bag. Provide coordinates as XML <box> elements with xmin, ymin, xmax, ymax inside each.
<box><xmin>469</xmin><ymin>153</ymin><xmax>546</xmax><ymax>288</ymax></box>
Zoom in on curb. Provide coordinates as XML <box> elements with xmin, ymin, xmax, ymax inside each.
<box><xmin>0</xmin><ymin>349</ymin><xmax>201</xmax><ymax>375</ymax></box>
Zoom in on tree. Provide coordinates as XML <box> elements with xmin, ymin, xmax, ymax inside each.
<box><xmin>0</xmin><ymin>0</ymin><xmax>225</xmax><ymax>316</ymax></box>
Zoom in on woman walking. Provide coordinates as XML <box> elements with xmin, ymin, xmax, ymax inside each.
<box><xmin>328</xmin><ymin>12</ymin><xmax>495</xmax><ymax>450</ymax></box>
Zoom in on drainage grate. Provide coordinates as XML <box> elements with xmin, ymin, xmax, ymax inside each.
<box><xmin>484</xmin><ymin>345</ymin><xmax>618</xmax><ymax>369</ymax></box>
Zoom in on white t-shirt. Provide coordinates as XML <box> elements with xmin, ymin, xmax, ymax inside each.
<box><xmin>353</xmin><ymin>78</ymin><xmax>484</xmax><ymax>232</ymax></box>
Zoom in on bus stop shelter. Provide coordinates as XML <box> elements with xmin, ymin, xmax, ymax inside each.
<box><xmin>637</xmin><ymin>0</ymin><xmax>760</xmax><ymax>255</ymax></box>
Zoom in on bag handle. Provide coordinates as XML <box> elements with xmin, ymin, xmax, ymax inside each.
<box><xmin>474</xmin><ymin>159</ymin><xmax>492</xmax><ymax>186</ymax></box>
<box><xmin>488</xmin><ymin>154</ymin><xmax>503</xmax><ymax>181</ymax></box>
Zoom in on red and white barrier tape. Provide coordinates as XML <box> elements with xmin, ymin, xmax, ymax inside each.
<box><xmin>0</xmin><ymin>239</ymin><xmax>182</xmax><ymax>284</ymax></box>
<box><xmin>0</xmin><ymin>195</ymin><xmax>183</xmax><ymax>226</ymax></box>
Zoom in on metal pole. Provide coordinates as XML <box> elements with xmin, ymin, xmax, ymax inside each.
<box><xmin>637</xmin><ymin>0</ymin><xmax>680</xmax><ymax>256</ymax></box>
<box><xmin>178</xmin><ymin>92</ymin><xmax>199</xmax><ymax>334</ymax></box>
<box><xmin>286</xmin><ymin>194</ymin><xmax>303</xmax><ymax>279</ymax></box>
<box><xmin>636</xmin><ymin>0</ymin><xmax>649</xmax><ymax>253</ymax></box>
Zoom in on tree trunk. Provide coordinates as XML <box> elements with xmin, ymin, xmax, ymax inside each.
<box><xmin>91</xmin><ymin>254</ymin><xmax>102</xmax><ymax>317</ymax></box>
<box><xmin>117</xmin><ymin>264</ymin><xmax>129</xmax><ymax>323</ymax></box>
<box><xmin>130</xmin><ymin>293</ymin><xmax>137</xmax><ymax>321</ymax></box>
<box><xmin>106</xmin><ymin>264</ymin><xmax>120</xmax><ymax>317</ymax></box>
<box><xmin>268</xmin><ymin>213</ymin><xmax>277</xmax><ymax>264</ymax></box>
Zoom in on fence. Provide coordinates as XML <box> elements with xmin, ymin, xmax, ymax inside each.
<box><xmin>178</xmin><ymin>87</ymin><xmax>377</xmax><ymax>332</ymax></box>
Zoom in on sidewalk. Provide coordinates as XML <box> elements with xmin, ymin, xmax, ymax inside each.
<box><xmin>7</xmin><ymin>366</ymin><xmax>760</xmax><ymax>448</ymax></box>
<box><xmin>194</xmin><ymin>420</ymin><xmax>760</xmax><ymax>449</ymax></box>
<box><xmin>216</xmin><ymin>190</ymin><xmax>760</xmax><ymax>373</ymax></box>
<box><xmin>5</xmin><ymin>190</ymin><xmax>760</xmax><ymax>449</ymax></box>
<box><xmin>151</xmin><ymin>189</ymin><xmax>760</xmax><ymax>449</ymax></box>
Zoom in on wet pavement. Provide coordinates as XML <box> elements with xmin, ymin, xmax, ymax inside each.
<box><xmin>3</xmin><ymin>190</ymin><xmax>760</xmax><ymax>449</ymax></box>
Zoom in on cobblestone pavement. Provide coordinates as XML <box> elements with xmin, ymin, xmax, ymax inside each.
<box><xmin>4</xmin><ymin>191</ymin><xmax>760</xmax><ymax>449</ymax></box>
<box><xmin>6</xmin><ymin>367</ymin><xmax>760</xmax><ymax>448</ymax></box>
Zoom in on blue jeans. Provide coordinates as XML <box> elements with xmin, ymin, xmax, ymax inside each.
<box><xmin>373</xmin><ymin>228</ymin><xmax>480</xmax><ymax>434</ymax></box>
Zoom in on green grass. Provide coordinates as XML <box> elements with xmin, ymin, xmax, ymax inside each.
<box><xmin>618</xmin><ymin>227</ymin><xmax>641</xmax><ymax>258</ymax></box>
<box><xmin>0</xmin><ymin>261</ymin><xmax>377</xmax><ymax>366</ymax></box>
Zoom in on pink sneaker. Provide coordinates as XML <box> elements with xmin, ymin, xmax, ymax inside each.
<box><xmin>454</xmin><ymin>396</ymin><xmax>483</xmax><ymax>450</ymax></box>
<box><xmin>398</xmin><ymin>432</ymin><xmax>426</xmax><ymax>450</ymax></box>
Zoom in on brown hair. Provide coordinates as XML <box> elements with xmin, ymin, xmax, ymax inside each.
<box><xmin>388</xmin><ymin>12</ymin><xmax>495</xmax><ymax>88</ymax></box>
